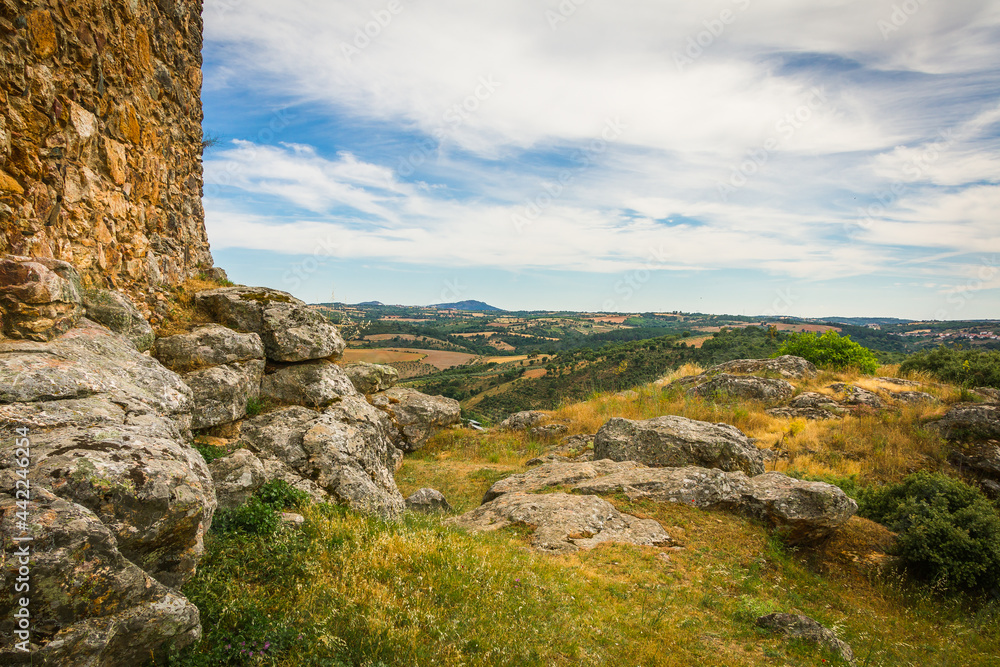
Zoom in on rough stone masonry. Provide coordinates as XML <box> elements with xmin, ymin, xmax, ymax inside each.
<box><xmin>0</xmin><ymin>0</ymin><xmax>213</xmax><ymax>310</ymax></box>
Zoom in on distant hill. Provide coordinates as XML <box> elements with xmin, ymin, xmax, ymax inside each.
<box><xmin>356</xmin><ymin>301</ymin><xmax>385</xmax><ymax>306</ymax></box>
<box><xmin>430</xmin><ymin>300</ymin><xmax>503</xmax><ymax>312</ymax></box>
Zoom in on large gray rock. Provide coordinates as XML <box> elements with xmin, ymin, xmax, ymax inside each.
<box><xmin>574</xmin><ymin>467</ymin><xmax>856</xmax><ymax>545</ymax></box>
<box><xmin>195</xmin><ymin>286</ymin><xmax>346</xmax><ymax>362</ymax></box>
<box><xmin>704</xmin><ymin>355</ymin><xmax>818</xmax><ymax>379</ymax></box>
<box><xmin>153</xmin><ymin>325</ymin><xmax>265</xmax><ymax>374</ymax></box>
<box><xmin>208</xmin><ymin>449</ymin><xmax>267</xmax><ymax>510</ymax></box>
<box><xmin>0</xmin><ymin>255</ymin><xmax>82</xmax><ymax>342</ymax></box>
<box><xmin>692</xmin><ymin>373</ymin><xmax>795</xmax><ymax>403</ymax></box>
<box><xmin>261</xmin><ymin>360</ymin><xmax>358</xmax><ymax>409</ymax></box>
<box><xmin>891</xmin><ymin>390</ymin><xmax>939</xmax><ymax>405</ymax></box>
<box><xmin>756</xmin><ymin>613</ymin><xmax>856</xmax><ymax>666</ymax></box>
<box><xmin>446</xmin><ymin>492</ymin><xmax>673</xmax><ymax>554</ymax></box>
<box><xmin>934</xmin><ymin>403</ymin><xmax>1000</xmax><ymax>441</ymax></box>
<box><xmin>0</xmin><ymin>319</ymin><xmax>192</xmax><ymax>432</ymax></box>
<box><xmin>482</xmin><ymin>460</ymin><xmax>645</xmax><ymax>503</ymax></box>
<box><xmin>0</xmin><ymin>488</ymin><xmax>201</xmax><ymax>665</ymax></box>
<box><xmin>594</xmin><ymin>415</ymin><xmax>765</xmax><ymax>476</ymax></box>
<box><xmin>828</xmin><ymin>383</ymin><xmax>883</xmax><ymax>409</ymax></box>
<box><xmin>499</xmin><ymin>410</ymin><xmax>548</xmax><ymax>431</ymax></box>
<box><xmin>186</xmin><ymin>360</ymin><xmax>266</xmax><ymax>430</ymax></box>
<box><xmin>342</xmin><ymin>361</ymin><xmax>399</xmax><ymax>394</ymax></box>
<box><xmin>81</xmin><ymin>288</ymin><xmax>154</xmax><ymax>352</ymax></box>
<box><xmin>948</xmin><ymin>441</ymin><xmax>1000</xmax><ymax>481</ymax></box>
<box><xmin>378</xmin><ymin>387</ymin><xmax>461</xmax><ymax>452</ymax></box>
<box><xmin>239</xmin><ymin>398</ymin><xmax>405</xmax><ymax>518</ymax></box>
<box><xmin>0</xmin><ymin>413</ymin><xmax>216</xmax><ymax>589</ymax></box>
<box><xmin>405</xmin><ymin>488</ymin><xmax>453</xmax><ymax>514</ymax></box>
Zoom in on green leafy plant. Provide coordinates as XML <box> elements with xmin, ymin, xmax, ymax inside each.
<box><xmin>859</xmin><ymin>472</ymin><xmax>1000</xmax><ymax>591</ymax></box>
<box><xmin>213</xmin><ymin>497</ymin><xmax>282</xmax><ymax>536</ymax></box>
<box><xmin>776</xmin><ymin>330</ymin><xmax>880</xmax><ymax>374</ymax></box>
<box><xmin>900</xmin><ymin>346</ymin><xmax>1000</xmax><ymax>389</ymax></box>
<box><xmin>256</xmin><ymin>479</ymin><xmax>310</xmax><ymax>511</ymax></box>
<box><xmin>193</xmin><ymin>442</ymin><xmax>229</xmax><ymax>464</ymax></box>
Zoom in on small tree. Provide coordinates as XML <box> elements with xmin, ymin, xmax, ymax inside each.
<box><xmin>776</xmin><ymin>330</ymin><xmax>879</xmax><ymax>374</ymax></box>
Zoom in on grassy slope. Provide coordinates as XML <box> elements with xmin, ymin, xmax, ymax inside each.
<box><xmin>162</xmin><ymin>365</ymin><xmax>1000</xmax><ymax>667</ymax></box>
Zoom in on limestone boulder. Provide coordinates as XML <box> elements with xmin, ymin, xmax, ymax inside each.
<box><xmin>756</xmin><ymin>614</ymin><xmax>856</xmax><ymax>666</ymax></box>
<box><xmin>186</xmin><ymin>360</ymin><xmax>266</xmax><ymax>430</ymax></box>
<box><xmin>343</xmin><ymin>361</ymin><xmax>399</xmax><ymax>394</ymax></box>
<box><xmin>0</xmin><ymin>319</ymin><xmax>193</xmax><ymax>435</ymax></box>
<box><xmin>768</xmin><ymin>393</ymin><xmax>845</xmax><ymax>420</ymax></box>
<box><xmin>828</xmin><ymin>383</ymin><xmax>883</xmax><ymax>409</ymax></box>
<box><xmin>239</xmin><ymin>398</ymin><xmax>405</xmax><ymax>518</ymax></box>
<box><xmin>482</xmin><ymin>460</ymin><xmax>645</xmax><ymax>503</ymax></box>
<box><xmin>0</xmin><ymin>255</ymin><xmax>82</xmax><ymax>342</ymax></box>
<box><xmin>1</xmin><ymin>413</ymin><xmax>216</xmax><ymax>589</ymax></box>
<box><xmin>790</xmin><ymin>392</ymin><xmax>844</xmax><ymax>410</ymax></box>
<box><xmin>530</xmin><ymin>424</ymin><xmax>570</xmax><ymax>438</ymax></box>
<box><xmin>948</xmin><ymin>441</ymin><xmax>1000</xmax><ymax>480</ymax></box>
<box><xmin>153</xmin><ymin>325</ymin><xmax>264</xmax><ymax>374</ymax></box>
<box><xmin>195</xmin><ymin>286</ymin><xmax>346</xmax><ymax>362</ymax></box>
<box><xmin>378</xmin><ymin>387</ymin><xmax>461</xmax><ymax>452</ymax></box>
<box><xmin>208</xmin><ymin>449</ymin><xmax>267</xmax><ymax>510</ymax></box>
<box><xmin>81</xmin><ymin>289</ymin><xmax>154</xmax><ymax>352</ymax></box>
<box><xmin>691</xmin><ymin>373</ymin><xmax>795</xmax><ymax>403</ymax></box>
<box><xmin>446</xmin><ymin>492</ymin><xmax>673</xmax><ymax>554</ymax></box>
<box><xmin>0</xmin><ymin>489</ymin><xmax>201</xmax><ymax>665</ymax></box>
<box><xmin>499</xmin><ymin>410</ymin><xmax>548</xmax><ymax>431</ymax></box>
<box><xmin>261</xmin><ymin>360</ymin><xmax>358</xmax><ymax>409</ymax></box>
<box><xmin>891</xmin><ymin>390</ymin><xmax>939</xmax><ymax>405</ymax></box>
<box><xmin>704</xmin><ymin>355</ymin><xmax>818</xmax><ymax>379</ymax></box>
<box><xmin>594</xmin><ymin>415</ymin><xmax>765</xmax><ymax>476</ymax></box>
<box><xmin>574</xmin><ymin>467</ymin><xmax>856</xmax><ymax>545</ymax></box>
<box><xmin>766</xmin><ymin>406</ymin><xmax>843</xmax><ymax>421</ymax></box>
<box><xmin>405</xmin><ymin>488</ymin><xmax>453</xmax><ymax>514</ymax></box>
<box><xmin>934</xmin><ymin>403</ymin><xmax>1000</xmax><ymax>441</ymax></box>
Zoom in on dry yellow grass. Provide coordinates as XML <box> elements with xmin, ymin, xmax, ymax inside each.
<box><xmin>153</xmin><ymin>276</ymin><xmax>224</xmax><ymax>337</ymax></box>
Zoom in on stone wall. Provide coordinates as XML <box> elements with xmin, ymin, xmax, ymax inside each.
<box><xmin>0</xmin><ymin>0</ymin><xmax>212</xmax><ymax>308</ymax></box>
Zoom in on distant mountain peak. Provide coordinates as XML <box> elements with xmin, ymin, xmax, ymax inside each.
<box><xmin>430</xmin><ymin>300</ymin><xmax>502</xmax><ymax>312</ymax></box>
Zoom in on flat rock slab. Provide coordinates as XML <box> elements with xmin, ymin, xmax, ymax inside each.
<box><xmin>574</xmin><ymin>467</ymin><xmax>857</xmax><ymax>545</ymax></box>
<box><xmin>261</xmin><ymin>360</ymin><xmax>358</xmax><ymax>409</ymax></box>
<box><xmin>767</xmin><ymin>407</ymin><xmax>844</xmax><ymax>421</ymax></box>
<box><xmin>934</xmin><ymin>403</ymin><xmax>1000</xmax><ymax>441</ymax></box>
<box><xmin>827</xmin><ymin>384</ymin><xmax>883</xmax><ymax>409</ymax></box>
<box><xmin>756</xmin><ymin>613</ymin><xmax>856</xmax><ymax>666</ymax></box>
<box><xmin>704</xmin><ymin>355</ymin><xmax>818</xmax><ymax>379</ymax></box>
<box><xmin>594</xmin><ymin>415</ymin><xmax>765</xmax><ymax>476</ymax></box>
<box><xmin>153</xmin><ymin>324</ymin><xmax>264</xmax><ymax>373</ymax></box>
<box><xmin>447</xmin><ymin>492</ymin><xmax>673</xmax><ymax>554</ymax></box>
<box><xmin>891</xmin><ymin>390</ymin><xmax>939</xmax><ymax>405</ymax></box>
<box><xmin>482</xmin><ymin>460</ymin><xmax>645</xmax><ymax>503</ymax></box>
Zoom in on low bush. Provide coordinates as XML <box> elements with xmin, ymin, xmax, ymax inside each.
<box><xmin>212</xmin><ymin>480</ymin><xmax>310</xmax><ymax>536</ymax></box>
<box><xmin>899</xmin><ymin>346</ymin><xmax>1000</xmax><ymax>389</ymax></box>
<box><xmin>776</xmin><ymin>330</ymin><xmax>880</xmax><ymax>374</ymax></box>
<box><xmin>859</xmin><ymin>472</ymin><xmax>1000</xmax><ymax>591</ymax></box>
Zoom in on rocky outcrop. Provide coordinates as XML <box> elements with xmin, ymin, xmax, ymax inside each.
<box><xmin>261</xmin><ymin>360</ymin><xmax>357</xmax><ymax>409</ymax></box>
<box><xmin>0</xmin><ymin>255</ymin><xmax>82</xmax><ymax>341</ymax></box>
<box><xmin>767</xmin><ymin>392</ymin><xmax>845</xmax><ymax>420</ymax></box>
<box><xmin>594</xmin><ymin>416</ymin><xmax>765</xmax><ymax>476</ymax></box>
<box><xmin>208</xmin><ymin>449</ymin><xmax>267</xmax><ymax>511</ymax></box>
<box><xmin>704</xmin><ymin>355</ymin><xmax>818</xmax><ymax>379</ymax></box>
<box><xmin>447</xmin><ymin>492</ymin><xmax>673</xmax><ymax>554</ymax></box>
<box><xmin>153</xmin><ymin>325</ymin><xmax>266</xmax><ymax>431</ymax></box>
<box><xmin>377</xmin><ymin>387</ymin><xmax>461</xmax><ymax>452</ymax></box>
<box><xmin>0</xmin><ymin>489</ymin><xmax>201</xmax><ymax>665</ymax></box>
<box><xmin>891</xmin><ymin>390</ymin><xmax>938</xmax><ymax>405</ymax></box>
<box><xmin>948</xmin><ymin>441</ymin><xmax>1000</xmax><ymax>484</ymax></box>
<box><xmin>828</xmin><ymin>383</ymin><xmax>883</xmax><ymax>409</ymax></box>
<box><xmin>574</xmin><ymin>467</ymin><xmax>856</xmax><ymax>545</ymax></box>
<box><xmin>530</xmin><ymin>424</ymin><xmax>569</xmax><ymax>438</ymax></box>
<box><xmin>405</xmin><ymin>488</ymin><xmax>453</xmax><ymax>514</ymax></box>
<box><xmin>482</xmin><ymin>460</ymin><xmax>644</xmax><ymax>503</ymax></box>
<box><xmin>934</xmin><ymin>403</ymin><xmax>1000</xmax><ymax>441</ymax></box>
<box><xmin>756</xmin><ymin>613</ymin><xmax>856</xmax><ymax>666</ymax></box>
<box><xmin>238</xmin><ymin>399</ymin><xmax>405</xmax><ymax>518</ymax></box>
<box><xmin>499</xmin><ymin>410</ymin><xmax>548</xmax><ymax>431</ymax></box>
<box><xmin>195</xmin><ymin>287</ymin><xmax>345</xmax><ymax>363</ymax></box>
<box><xmin>0</xmin><ymin>0</ymin><xmax>212</xmax><ymax>302</ymax></box>
<box><xmin>343</xmin><ymin>361</ymin><xmax>399</xmax><ymax>394</ymax></box>
<box><xmin>691</xmin><ymin>373</ymin><xmax>795</xmax><ymax>403</ymax></box>
<box><xmin>81</xmin><ymin>289</ymin><xmax>154</xmax><ymax>352</ymax></box>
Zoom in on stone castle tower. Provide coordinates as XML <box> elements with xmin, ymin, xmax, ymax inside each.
<box><xmin>0</xmin><ymin>0</ymin><xmax>213</xmax><ymax>304</ymax></box>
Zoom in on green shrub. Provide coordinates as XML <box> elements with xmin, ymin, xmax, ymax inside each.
<box><xmin>256</xmin><ymin>479</ymin><xmax>310</xmax><ymax>511</ymax></box>
<box><xmin>193</xmin><ymin>442</ymin><xmax>229</xmax><ymax>464</ymax></box>
<box><xmin>899</xmin><ymin>346</ymin><xmax>1000</xmax><ymax>389</ymax></box>
<box><xmin>859</xmin><ymin>472</ymin><xmax>1000</xmax><ymax>591</ymax></box>
<box><xmin>776</xmin><ymin>330</ymin><xmax>880</xmax><ymax>374</ymax></box>
<box><xmin>212</xmin><ymin>497</ymin><xmax>282</xmax><ymax>536</ymax></box>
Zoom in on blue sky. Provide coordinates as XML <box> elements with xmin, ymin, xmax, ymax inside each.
<box><xmin>200</xmin><ymin>0</ymin><xmax>1000</xmax><ymax>319</ymax></box>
